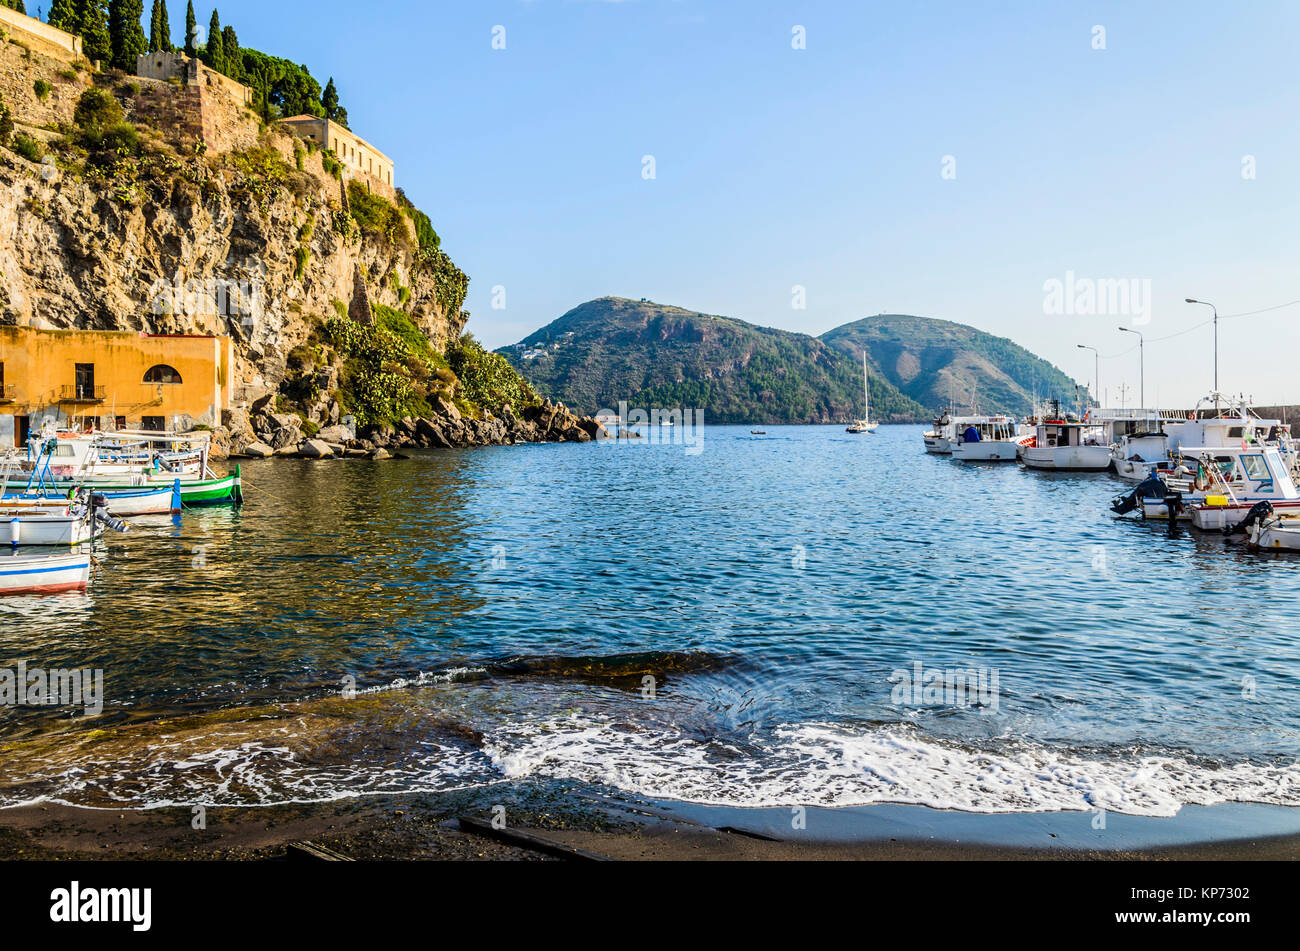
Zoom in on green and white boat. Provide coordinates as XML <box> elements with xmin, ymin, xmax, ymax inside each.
<box><xmin>7</xmin><ymin>427</ymin><xmax>244</xmax><ymax>508</ymax></box>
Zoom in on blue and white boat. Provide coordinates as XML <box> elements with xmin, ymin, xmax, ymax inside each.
<box><xmin>0</xmin><ymin>550</ymin><xmax>91</xmax><ymax>595</ymax></box>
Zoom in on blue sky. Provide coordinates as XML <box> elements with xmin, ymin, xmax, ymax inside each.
<box><xmin>151</xmin><ymin>1</ymin><xmax>1300</xmax><ymax>406</ymax></box>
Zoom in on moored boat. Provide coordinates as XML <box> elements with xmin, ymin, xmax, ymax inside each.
<box><xmin>0</xmin><ymin>550</ymin><xmax>92</xmax><ymax>595</ymax></box>
<box><xmin>1018</xmin><ymin>403</ymin><xmax>1111</xmax><ymax>471</ymax></box>
<box><xmin>951</xmin><ymin>416</ymin><xmax>1025</xmax><ymax>462</ymax></box>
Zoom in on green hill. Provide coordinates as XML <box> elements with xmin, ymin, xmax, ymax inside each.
<box><xmin>497</xmin><ymin>298</ymin><xmax>928</xmax><ymax>424</ymax></box>
<box><xmin>820</xmin><ymin>315</ymin><xmax>1082</xmax><ymax>415</ymax></box>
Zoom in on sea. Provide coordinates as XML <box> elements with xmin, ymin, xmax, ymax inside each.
<box><xmin>1</xmin><ymin>425</ymin><xmax>1297</xmax><ymax>823</ymax></box>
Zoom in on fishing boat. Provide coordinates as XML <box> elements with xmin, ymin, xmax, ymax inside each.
<box><xmin>1247</xmin><ymin>509</ymin><xmax>1300</xmax><ymax>552</ymax></box>
<box><xmin>9</xmin><ymin>429</ymin><xmax>242</xmax><ymax>508</ymax></box>
<box><xmin>0</xmin><ymin>452</ymin><xmax>179</xmax><ymax>517</ymax></box>
<box><xmin>846</xmin><ymin>353</ymin><xmax>879</xmax><ymax>434</ymax></box>
<box><xmin>0</xmin><ymin>550</ymin><xmax>92</xmax><ymax>595</ymax></box>
<box><xmin>1111</xmin><ymin>446</ymin><xmax>1300</xmax><ymax>522</ymax></box>
<box><xmin>951</xmin><ymin>416</ymin><xmax>1027</xmax><ymax>462</ymax></box>
<box><xmin>0</xmin><ymin>489</ymin><xmax>122</xmax><ymax>546</ymax></box>
<box><xmin>923</xmin><ymin>413</ymin><xmax>988</xmax><ymax>454</ymax></box>
<box><xmin>1018</xmin><ymin>402</ymin><xmax>1111</xmax><ymax>471</ymax></box>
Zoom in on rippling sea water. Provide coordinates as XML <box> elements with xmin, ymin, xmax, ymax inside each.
<box><xmin>2</xmin><ymin>425</ymin><xmax>1298</xmax><ymax>817</ymax></box>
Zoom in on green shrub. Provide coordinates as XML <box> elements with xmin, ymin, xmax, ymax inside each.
<box><xmin>447</xmin><ymin>333</ymin><xmax>541</xmax><ymax>412</ymax></box>
<box><xmin>33</xmin><ymin>79</ymin><xmax>52</xmax><ymax>101</ymax></box>
<box><xmin>10</xmin><ymin>133</ymin><xmax>43</xmax><ymax>162</ymax></box>
<box><xmin>293</xmin><ymin>245</ymin><xmax>310</xmax><ymax>280</ymax></box>
<box><xmin>74</xmin><ymin>88</ymin><xmax>124</xmax><ymax>130</ymax></box>
<box><xmin>0</xmin><ymin>103</ymin><xmax>12</xmax><ymax>146</ymax></box>
<box><xmin>57</xmin><ymin>68</ymin><xmax>78</xmax><ymax>81</ymax></box>
<box><xmin>346</xmin><ymin>181</ymin><xmax>409</xmax><ymax>247</ymax></box>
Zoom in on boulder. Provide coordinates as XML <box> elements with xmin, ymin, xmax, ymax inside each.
<box><xmin>243</xmin><ymin>441</ymin><xmax>274</xmax><ymax>459</ymax></box>
<box><xmin>316</xmin><ymin>424</ymin><xmax>353</xmax><ymax>444</ymax></box>
<box><xmin>416</xmin><ymin>418</ymin><xmax>452</xmax><ymax>448</ymax></box>
<box><xmin>298</xmin><ymin>439</ymin><xmax>335</xmax><ymax>459</ymax></box>
<box><xmin>369</xmin><ymin>448</ymin><xmax>392</xmax><ymax>460</ymax></box>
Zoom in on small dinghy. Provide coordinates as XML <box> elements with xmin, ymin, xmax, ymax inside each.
<box><xmin>0</xmin><ymin>550</ymin><xmax>91</xmax><ymax>595</ymax></box>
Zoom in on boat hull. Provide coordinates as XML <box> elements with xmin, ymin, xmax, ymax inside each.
<box><xmin>953</xmin><ymin>441</ymin><xmax>1020</xmax><ymax>462</ymax></box>
<box><xmin>924</xmin><ymin>436</ymin><xmax>953</xmax><ymax>454</ymax></box>
<box><xmin>1020</xmin><ymin>445</ymin><xmax>1113</xmax><ymax>470</ymax></box>
<box><xmin>0</xmin><ymin>552</ymin><xmax>91</xmax><ymax>595</ymax></box>
<box><xmin>2</xmin><ymin>485</ymin><xmax>175</xmax><ymax>517</ymax></box>
<box><xmin>77</xmin><ymin>471</ymin><xmax>241</xmax><ymax>508</ymax></box>
<box><xmin>0</xmin><ymin>514</ymin><xmax>99</xmax><ymax>546</ymax></box>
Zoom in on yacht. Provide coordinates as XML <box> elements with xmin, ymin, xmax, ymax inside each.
<box><xmin>846</xmin><ymin>353</ymin><xmax>879</xmax><ymax>434</ymax></box>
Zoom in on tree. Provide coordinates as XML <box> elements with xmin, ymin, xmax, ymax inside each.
<box><xmin>149</xmin><ymin>0</ymin><xmax>172</xmax><ymax>52</ymax></box>
<box><xmin>183</xmin><ymin>0</ymin><xmax>196</xmax><ymax>55</ymax></box>
<box><xmin>73</xmin><ymin>0</ymin><xmax>112</xmax><ymax>64</ymax></box>
<box><xmin>48</xmin><ymin>0</ymin><xmax>77</xmax><ymax>28</ymax></box>
<box><xmin>321</xmin><ymin>77</ymin><xmax>338</xmax><ymax>118</ymax></box>
<box><xmin>220</xmin><ymin>25</ymin><xmax>238</xmax><ymax>79</ymax></box>
<box><xmin>203</xmin><ymin>8</ymin><xmax>221</xmax><ymax>70</ymax></box>
<box><xmin>1</xmin><ymin>2</ymin><xmax>27</xmax><ymax>16</ymax></box>
<box><xmin>109</xmin><ymin>0</ymin><xmax>147</xmax><ymax>71</ymax></box>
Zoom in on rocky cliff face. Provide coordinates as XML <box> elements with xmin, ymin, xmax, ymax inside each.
<box><xmin>0</xmin><ymin>129</ymin><xmax>462</xmax><ymax>409</ymax></box>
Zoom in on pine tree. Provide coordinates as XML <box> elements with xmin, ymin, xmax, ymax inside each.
<box><xmin>74</xmin><ymin>0</ymin><xmax>112</xmax><ymax>64</ymax></box>
<box><xmin>109</xmin><ymin>0</ymin><xmax>147</xmax><ymax>71</ymax></box>
<box><xmin>48</xmin><ymin>0</ymin><xmax>76</xmax><ymax>29</ymax></box>
<box><xmin>183</xmin><ymin>0</ymin><xmax>195</xmax><ymax>55</ymax></box>
<box><xmin>204</xmin><ymin>8</ymin><xmax>221</xmax><ymax>71</ymax></box>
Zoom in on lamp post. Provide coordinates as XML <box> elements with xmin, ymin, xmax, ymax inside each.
<box><xmin>1118</xmin><ymin>326</ymin><xmax>1144</xmax><ymax>411</ymax></box>
<box><xmin>1076</xmin><ymin>344</ymin><xmax>1100</xmax><ymax>408</ymax></box>
<box><xmin>1185</xmin><ymin>298</ymin><xmax>1219</xmax><ymax>402</ymax></box>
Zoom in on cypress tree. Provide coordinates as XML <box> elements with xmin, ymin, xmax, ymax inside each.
<box><xmin>48</xmin><ymin>0</ymin><xmax>77</xmax><ymax>29</ymax></box>
<box><xmin>109</xmin><ymin>0</ymin><xmax>147</xmax><ymax>71</ymax></box>
<box><xmin>220</xmin><ymin>25</ymin><xmax>238</xmax><ymax>78</ymax></box>
<box><xmin>321</xmin><ymin>78</ymin><xmax>339</xmax><ymax>119</ymax></box>
<box><xmin>148</xmin><ymin>0</ymin><xmax>171</xmax><ymax>52</ymax></box>
<box><xmin>183</xmin><ymin>0</ymin><xmax>196</xmax><ymax>55</ymax></box>
<box><xmin>74</xmin><ymin>0</ymin><xmax>112</xmax><ymax>65</ymax></box>
<box><xmin>204</xmin><ymin>8</ymin><xmax>221</xmax><ymax>71</ymax></box>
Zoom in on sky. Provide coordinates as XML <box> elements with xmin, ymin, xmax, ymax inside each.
<box><xmin>147</xmin><ymin>0</ymin><xmax>1300</xmax><ymax>407</ymax></box>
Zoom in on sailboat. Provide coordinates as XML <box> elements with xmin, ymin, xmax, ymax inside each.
<box><xmin>846</xmin><ymin>352</ymin><xmax>879</xmax><ymax>434</ymax></box>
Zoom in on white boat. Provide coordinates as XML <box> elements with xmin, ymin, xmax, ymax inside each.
<box><xmin>1249</xmin><ymin>513</ymin><xmax>1300</xmax><ymax>551</ymax></box>
<box><xmin>846</xmin><ymin>353</ymin><xmax>879</xmax><ymax>434</ymax></box>
<box><xmin>951</xmin><ymin>416</ymin><xmax>1027</xmax><ymax>462</ymax></box>
<box><xmin>923</xmin><ymin>413</ymin><xmax>988</xmax><ymax>454</ymax></box>
<box><xmin>0</xmin><ymin>489</ymin><xmax>127</xmax><ymax>546</ymax></box>
<box><xmin>0</xmin><ymin>550</ymin><xmax>91</xmax><ymax>595</ymax></box>
<box><xmin>1018</xmin><ymin>403</ymin><xmax>1111</xmax><ymax>471</ymax></box>
<box><xmin>1112</xmin><ymin>447</ymin><xmax>1300</xmax><ymax>521</ymax></box>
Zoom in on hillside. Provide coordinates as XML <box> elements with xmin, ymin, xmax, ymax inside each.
<box><xmin>497</xmin><ymin>298</ymin><xmax>929</xmax><ymax>424</ymax></box>
<box><xmin>0</xmin><ymin>9</ymin><xmax>571</xmax><ymax>454</ymax></box>
<box><xmin>821</xmin><ymin>315</ymin><xmax>1082</xmax><ymax>415</ymax></box>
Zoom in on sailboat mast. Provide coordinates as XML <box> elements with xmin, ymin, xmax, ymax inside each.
<box><xmin>863</xmin><ymin>351</ymin><xmax>870</xmax><ymax>420</ymax></box>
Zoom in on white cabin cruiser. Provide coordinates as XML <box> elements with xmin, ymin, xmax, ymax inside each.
<box><xmin>1112</xmin><ymin>447</ymin><xmax>1300</xmax><ymax>522</ymax></box>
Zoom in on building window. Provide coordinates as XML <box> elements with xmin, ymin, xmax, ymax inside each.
<box><xmin>144</xmin><ymin>364</ymin><xmax>184</xmax><ymax>384</ymax></box>
<box><xmin>74</xmin><ymin>363</ymin><xmax>95</xmax><ymax>400</ymax></box>
<box><xmin>142</xmin><ymin>416</ymin><xmax>166</xmax><ymax>432</ymax></box>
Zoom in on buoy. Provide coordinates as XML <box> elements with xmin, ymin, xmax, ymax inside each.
<box><xmin>9</xmin><ymin>517</ymin><xmax>19</xmax><ymax>547</ymax></box>
<box><xmin>170</xmin><ymin>479</ymin><xmax>182</xmax><ymax>516</ymax></box>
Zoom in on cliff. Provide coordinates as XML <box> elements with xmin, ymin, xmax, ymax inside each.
<box><xmin>0</xmin><ymin>22</ymin><xmax>591</xmax><ymax>456</ymax></box>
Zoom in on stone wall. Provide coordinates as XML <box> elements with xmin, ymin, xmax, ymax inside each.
<box><xmin>0</xmin><ymin>31</ymin><xmax>92</xmax><ymax>132</ymax></box>
<box><xmin>0</xmin><ymin>7</ymin><xmax>83</xmax><ymax>62</ymax></box>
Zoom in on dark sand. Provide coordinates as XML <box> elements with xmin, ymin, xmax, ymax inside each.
<box><xmin>2</xmin><ymin>786</ymin><xmax>1298</xmax><ymax>861</ymax></box>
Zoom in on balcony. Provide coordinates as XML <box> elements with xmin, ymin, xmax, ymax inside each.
<box><xmin>60</xmin><ymin>384</ymin><xmax>106</xmax><ymax>404</ymax></box>
<box><xmin>0</xmin><ymin>385</ymin><xmax>14</xmax><ymax>404</ymax></box>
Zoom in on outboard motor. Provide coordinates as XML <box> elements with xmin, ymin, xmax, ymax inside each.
<box><xmin>1228</xmin><ymin>500</ymin><xmax>1273</xmax><ymax>536</ymax></box>
<box><xmin>91</xmin><ymin>493</ymin><xmax>129</xmax><ymax>534</ymax></box>
<box><xmin>1111</xmin><ymin>474</ymin><xmax>1168</xmax><ymax>515</ymax></box>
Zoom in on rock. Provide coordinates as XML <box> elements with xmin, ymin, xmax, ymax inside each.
<box><xmin>578</xmin><ymin>418</ymin><xmax>610</xmax><ymax>440</ymax></box>
<box><xmin>431</xmin><ymin>394</ymin><xmax>461</xmax><ymax>422</ymax></box>
<box><xmin>416</xmin><ymin>418</ymin><xmax>451</xmax><ymax>448</ymax></box>
<box><xmin>369</xmin><ymin>448</ymin><xmax>392</xmax><ymax>460</ymax></box>
<box><xmin>562</xmin><ymin>425</ymin><xmax>592</xmax><ymax>443</ymax></box>
<box><xmin>298</xmin><ymin>439</ymin><xmax>335</xmax><ymax>459</ymax></box>
<box><xmin>316</xmin><ymin>424</ymin><xmax>353</xmax><ymax>444</ymax></box>
<box><xmin>243</xmin><ymin>441</ymin><xmax>274</xmax><ymax>458</ymax></box>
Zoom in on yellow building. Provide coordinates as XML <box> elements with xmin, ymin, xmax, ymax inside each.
<box><xmin>0</xmin><ymin>327</ymin><xmax>233</xmax><ymax>447</ymax></box>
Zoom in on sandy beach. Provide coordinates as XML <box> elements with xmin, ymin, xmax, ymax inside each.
<box><xmin>4</xmin><ymin>787</ymin><xmax>1298</xmax><ymax>862</ymax></box>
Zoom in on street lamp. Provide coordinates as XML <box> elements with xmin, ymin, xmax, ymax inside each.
<box><xmin>1076</xmin><ymin>344</ymin><xmax>1100</xmax><ymax>408</ymax></box>
<box><xmin>1118</xmin><ymin>326</ymin><xmax>1144</xmax><ymax>411</ymax></box>
<box><xmin>1185</xmin><ymin>298</ymin><xmax>1220</xmax><ymax>401</ymax></box>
